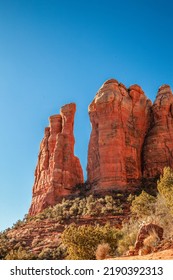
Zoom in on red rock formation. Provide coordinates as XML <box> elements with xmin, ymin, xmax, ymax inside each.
<box><xmin>29</xmin><ymin>103</ymin><xmax>84</xmax><ymax>216</ymax></box>
<box><xmin>29</xmin><ymin>80</ymin><xmax>173</xmax><ymax>216</ymax></box>
<box><xmin>87</xmin><ymin>79</ymin><xmax>152</xmax><ymax>190</ymax></box>
<box><xmin>143</xmin><ymin>85</ymin><xmax>173</xmax><ymax>178</ymax></box>
<box><xmin>134</xmin><ymin>223</ymin><xmax>163</xmax><ymax>252</ymax></box>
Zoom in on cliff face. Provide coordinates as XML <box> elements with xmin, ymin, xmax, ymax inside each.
<box><xmin>29</xmin><ymin>103</ymin><xmax>84</xmax><ymax>216</ymax></box>
<box><xmin>143</xmin><ymin>85</ymin><xmax>173</xmax><ymax>178</ymax></box>
<box><xmin>29</xmin><ymin>79</ymin><xmax>173</xmax><ymax>216</ymax></box>
<box><xmin>87</xmin><ymin>80</ymin><xmax>173</xmax><ymax>191</ymax></box>
<box><xmin>87</xmin><ymin>79</ymin><xmax>152</xmax><ymax>190</ymax></box>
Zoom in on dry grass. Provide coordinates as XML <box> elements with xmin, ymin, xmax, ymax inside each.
<box><xmin>138</xmin><ymin>228</ymin><xmax>161</xmax><ymax>256</ymax></box>
<box><xmin>95</xmin><ymin>243</ymin><xmax>110</xmax><ymax>260</ymax></box>
<box><xmin>143</xmin><ymin>228</ymin><xmax>160</xmax><ymax>248</ymax></box>
<box><xmin>108</xmin><ymin>248</ymin><xmax>173</xmax><ymax>260</ymax></box>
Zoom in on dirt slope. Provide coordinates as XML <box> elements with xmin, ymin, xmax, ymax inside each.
<box><xmin>111</xmin><ymin>249</ymin><xmax>173</xmax><ymax>260</ymax></box>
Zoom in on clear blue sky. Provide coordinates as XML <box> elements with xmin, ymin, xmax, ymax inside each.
<box><xmin>0</xmin><ymin>0</ymin><xmax>173</xmax><ymax>231</ymax></box>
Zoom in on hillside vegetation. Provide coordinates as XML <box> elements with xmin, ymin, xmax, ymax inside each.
<box><xmin>1</xmin><ymin>167</ymin><xmax>173</xmax><ymax>260</ymax></box>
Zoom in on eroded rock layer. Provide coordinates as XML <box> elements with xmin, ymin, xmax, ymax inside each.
<box><xmin>29</xmin><ymin>103</ymin><xmax>84</xmax><ymax>216</ymax></box>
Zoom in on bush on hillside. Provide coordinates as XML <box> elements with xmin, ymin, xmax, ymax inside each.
<box><xmin>0</xmin><ymin>232</ymin><xmax>9</xmax><ymax>259</ymax></box>
<box><xmin>5</xmin><ymin>246</ymin><xmax>36</xmax><ymax>260</ymax></box>
<box><xmin>38</xmin><ymin>245</ymin><xmax>67</xmax><ymax>260</ymax></box>
<box><xmin>28</xmin><ymin>195</ymin><xmax>123</xmax><ymax>223</ymax></box>
<box><xmin>157</xmin><ymin>167</ymin><xmax>173</xmax><ymax>215</ymax></box>
<box><xmin>117</xmin><ymin>218</ymin><xmax>140</xmax><ymax>255</ymax></box>
<box><xmin>95</xmin><ymin>243</ymin><xmax>110</xmax><ymax>260</ymax></box>
<box><xmin>61</xmin><ymin>223</ymin><xmax>122</xmax><ymax>260</ymax></box>
<box><xmin>130</xmin><ymin>190</ymin><xmax>156</xmax><ymax>219</ymax></box>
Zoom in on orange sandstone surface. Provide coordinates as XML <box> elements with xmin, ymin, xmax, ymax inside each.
<box><xmin>143</xmin><ymin>85</ymin><xmax>173</xmax><ymax>178</ymax></box>
<box><xmin>29</xmin><ymin>103</ymin><xmax>84</xmax><ymax>216</ymax></box>
<box><xmin>87</xmin><ymin>79</ymin><xmax>151</xmax><ymax>190</ymax></box>
<box><xmin>29</xmin><ymin>79</ymin><xmax>173</xmax><ymax>216</ymax></box>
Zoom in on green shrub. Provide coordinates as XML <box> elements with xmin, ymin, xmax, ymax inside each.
<box><xmin>117</xmin><ymin>219</ymin><xmax>140</xmax><ymax>255</ymax></box>
<box><xmin>130</xmin><ymin>190</ymin><xmax>156</xmax><ymax>218</ymax></box>
<box><xmin>61</xmin><ymin>223</ymin><xmax>122</xmax><ymax>260</ymax></box>
<box><xmin>157</xmin><ymin>167</ymin><xmax>173</xmax><ymax>215</ymax></box>
<box><xmin>29</xmin><ymin>194</ymin><xmax>124</xmax><ymax>223</ymax></box>
<box><xmin>38</xmin><ymin>246</ymin><xmax>66</xmax><ymax>260</ymax></box>
<box><xmin>5</xmin><ymin>246</ymin><xmax>36</xmax><ymax>260</ymax></box>
<box><xmin>0</xmin><ymin>232</ymin><xmax>9</xmax><ymax>259</ymax></box>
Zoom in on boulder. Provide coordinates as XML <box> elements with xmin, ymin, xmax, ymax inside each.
<box><xmin>134</xmin><ymin>223</ymin><xmax>163</xmax><ymax>252</ymax></box>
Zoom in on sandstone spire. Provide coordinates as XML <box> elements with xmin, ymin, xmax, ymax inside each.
<box><xmin>87</xmin><ymin>79</ymin><xmax>152</xmax><ymax>190</ymax></box>
<box><xmin>29</xmin><ymin>103</ymin><xmax>84</xmax><ymax>216</ymax></box>
<box><xmin>143</xmin><ymin>85</ymin><xmax>173</xmax><ymax>178</ymax></box>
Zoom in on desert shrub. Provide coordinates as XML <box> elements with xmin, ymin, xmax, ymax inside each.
<box><xmin>157</xmin><ymin>167</ymin><xmax>173</xmax><ymax>215</ymax></box>
<box><xmin>117</xmin><ymin>219</ymin><xmax>140</xmax><ymax>255</ymax></box>
<box><xmin>38</xmin><ymin>245</ymin><xmax>66</xmax><ymax>260</ymax></box>
<box><xmin>12</xmin><ymin>219</ymin><xmax>25</xmax><ymax>229</ymax></box>
<box><xmin>117</xmin><ymin>168</ymin><xmax>173</xmax><ymax>257</ymax></box>
<box><xmin>5</xmin><ymin>246</ymin><xmax>36</xmax><ymax>260</ymax></box>
<box><xmin>133</xmin><ymin>168</ymin><xmax>173</xmax><ymax>237</ymax></box>
<box><xmin>103</xmin><ymin>196</ymin><xmax>122</xmax><ymax>215</ymax></box>
<box><xmin>85</xmin><ymin>195</ymin><xmax>99</xmax><ymax>216</ymax></box>
<box><xmin>150</xmin><ymin>194</ymin><xmax>173</xmax><ymax>238</ymax></box>
<box><xmin>95</xmin><ymin>243</ymin><xmax>110</xmax><ymax>260</ymax></box>
<box><xmin>130</xmin><ymin>182</ymin><xmax>173</xmax><ymax>234</ymax></box>
<box><xmin>118</xmin><ymin>181</ymin><xmax>171</xmax><ymax>255</ymax></box>
<box><xmin>51</xmin><ymin>246</ymin><xmax>67</xmax><ymax>260</ymax></box>
<box><xmin>69</xmin><ymin>202</ymin><xmax>80</xmax><ymax>217</ymax></box>
<box><xmin>127</xmin><ymin>194</ymin><xmax>135</xmax><ymax>203</ymax></box>
<box><xmin>29</xmin><ymin>195</ymin><xmax>124</xmax><ymax>223</ymax></box>
<box><xmin>61</xmin><ymin>223</ymin><xmax>122</xmax><ymax>260</ymax></box>
<box><xmin>116</xmin><ymin>193</ymin><xmax>124</xmax><ymax>198</ymax></box>
<box><xmin>0</xmin><ymin>232</ymin><xmax>10</xmax><ymax>259</ymax></box>
<box><xmin>130</xmin><ymin>191</ymin><xmax>156</xmax><ymax>219</ymax></box>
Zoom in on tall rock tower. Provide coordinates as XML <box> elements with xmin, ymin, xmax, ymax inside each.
<box><xmin>87</xmin><ymin>79</ymin><xmax>152</xmax><ymax>190</ymax></box>
<box><xmin>143</xmin><ymin>85</ymin><xmax>173</xmax><ymax>178</ymax></box>
<box><xmin>29</xmin><ymin>103</ymin><xmax>84</xmax><ymax>216</ymax></box>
